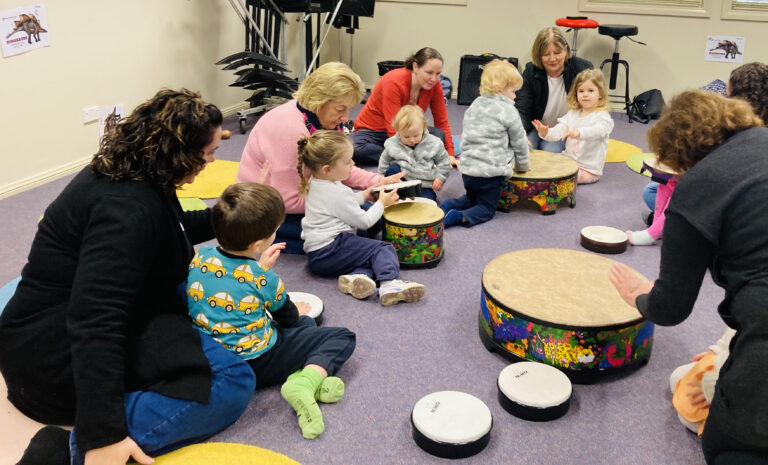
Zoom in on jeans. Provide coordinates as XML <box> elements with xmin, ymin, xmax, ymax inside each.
<box><xmin>527</xmin><ymin>129</ymin><xmax>565</xmax><ymax>153</ymax></box>
<box><xmin>70</xmin><ymin>333</ymin><xmax>255</xmax><ymax>464</ymax></box>
<box><xmin>439</xmin><ymin>174</ymin><xmax>506</xmax><ymax>227</ymax></box>
<box><xmin>642</xmin><ymin>182</ymin><xmax>658</xmax><ymax>211</ymax></box>
<box><xmin>307</xmin><ymin>232</ymin><xmax>399</xmax><ymax>282</ymax></box>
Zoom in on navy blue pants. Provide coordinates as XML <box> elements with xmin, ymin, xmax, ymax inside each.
<box><xmin>440</xmin><ymin>174</ymin><xmax>506</xmax><ymax>227</ymax></box>
<box><xmin>247</xmin><ymin>316</ymin><xmax>356</xmax><ymax>387</ymax></box>
<box><xmin>351</xmin><ymin>126</ymin><xmax>446</xmax><ymax>166</ymax></box>
<box><xmin>276</xmin><ymin>214</ymin><xmax>305</xmax><ymax>255</ymax></box>
<box><xmin>383</xmin><ymin>163</ymin><xmax>437</xmax><ymax>201</ymax></box>
<box><xmin>307</xmin><ymin>232</ymin><xmax>399</xmax><ymax>282</ymax></box>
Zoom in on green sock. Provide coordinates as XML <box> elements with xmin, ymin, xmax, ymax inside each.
<box><xmin>280</xmin><ymin>370</ymin><xmax>325</xmax><ymax>439</ymax></box>
<box><xmin>315</xmin><ymin>376</ymin><xmax>345</xmax><ymax>403</ymax></box>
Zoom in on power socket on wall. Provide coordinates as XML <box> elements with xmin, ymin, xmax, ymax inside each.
<box><xmin>82</xmin><ymin>106</ymin><xmax>100</xmax><ymax>124</ymax></box>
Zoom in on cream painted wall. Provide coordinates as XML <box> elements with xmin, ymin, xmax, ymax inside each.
<box><xmin>2</xmin><ymin>0</ymin><xmax>767</xmax><ymax>197</ymax></box>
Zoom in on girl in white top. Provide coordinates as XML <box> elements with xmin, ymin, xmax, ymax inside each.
<box><xmin>299</xmin><ymin>130</ymin><xmax>426</xmax><ymax>306</ymax></box>
<box><xmin>532</xmin><ymin>69</ymin><xmax>615</xmax><ymax>184</ymax></box>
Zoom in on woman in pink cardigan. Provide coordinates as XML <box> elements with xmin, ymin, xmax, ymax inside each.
<box><xmin>237</xmin><ymin>62</ymin><xmax>401</xmax><ymax>254</ymax></box>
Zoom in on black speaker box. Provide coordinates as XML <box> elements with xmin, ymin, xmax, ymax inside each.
<box><xmin>457</xmin><ymin>54</ymin><xmax>519</xmax><ymax>106</ymax></box>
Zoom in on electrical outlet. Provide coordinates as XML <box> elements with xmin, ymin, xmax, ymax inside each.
<box><xmin>82</xmin><ymin>106</ymin><xmax>100</xmax><ymax>124</ymax></box>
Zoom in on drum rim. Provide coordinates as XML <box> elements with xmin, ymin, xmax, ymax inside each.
<box><xmin>411</xmin><ymin>391</ymin><xmax>493</xmax><ymax>444</ymax></box>
<box><xmin>286</xmin><ymin>291</ymin><xmax>324</xmax><ymax>319</ymax></box>
<box><xmin>411</xmin><ymin>413</ymin><xmax>492</xmax><ymax>459</ymax></box>
<box><xmin>383</xmin><ymin>202</ymin><xmax>445</xmax><ymax>227</ymax></box>
<box><xmin>496</xmin><ymin>382</ymin><xmax>571</xmax><ymax>422</ymax></box>
<box><xmin>497</xmin><ymin>362</ymin><xmax>572</xmax><ymax>406</ymax></box>
<box><xmin>383</xmin><ymin>218</ymin><xmax>444</xmax><ymax>229</ymax></box>
<box><xmin>372</xmin><ymin>179</ymin><xmax>422</xmax><ymax>191</ymax></box>
<box><xmin>508</xmin><ymin>172</ymin><xmax>578</xmax><ymax>183</ymax></box>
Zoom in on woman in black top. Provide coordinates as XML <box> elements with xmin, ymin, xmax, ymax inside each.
<box><xmin>611</xmin><ymin>90</ymin><xmax>768</xmax><ymax>464</ymax></box>
<box><xmin>0</xmin><ymin>89</ymin><xmax>256</xmax><ymax>465</ymax></box>
<box><xmin>515</xmin><ymin>27</ymin><xmax>593</xmax><ymax>153</ymax></box>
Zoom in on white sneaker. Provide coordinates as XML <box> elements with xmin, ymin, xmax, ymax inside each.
<box><xmin>338</xmin><ymin>274</ymin><xmax>376</xmax><ymax>299</ymax></box>
<box><xmin>379</xmin><ymin>279</ymin><xmax>425</xmax><ymax>306</ymax></box>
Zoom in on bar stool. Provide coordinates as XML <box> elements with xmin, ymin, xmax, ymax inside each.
<box><xmin>555</xmin><ymin>16</ymin><xmax>599</xmax><ymax>57</ymax></box>
<box><xmin>598</xmin><ymin>24</ymin><xmax>645</xmax><ymax>120</ymax></box>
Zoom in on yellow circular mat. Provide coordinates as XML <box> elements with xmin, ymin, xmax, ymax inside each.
<box><xmin>152</xmin><ymin>443</ymin><xmax>301</xmax><ymax>465</ymax></box>
<box><xmin>176</xmin><ymin>160</ymin><xmax>239</xmax><ymax>199</ymax></box>
<box><xmin>605</xmin><ymin>139</ymin><xmax>642</xmax><ymax>163</ymax></box>
<box><xmin>625</xmin><ymin>152</ymin><xmax>653</xmax><ymax>178</ymax></box>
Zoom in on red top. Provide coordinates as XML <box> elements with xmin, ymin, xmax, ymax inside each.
<box><xmin>556</xmin><ymin>18</ymin><xmax>599</xmax><ymax>29</ymax></box>
<box><xmin>353</xmin><ymin>67</ymin><xmax>454</xmax><ymax>156</ymax></box>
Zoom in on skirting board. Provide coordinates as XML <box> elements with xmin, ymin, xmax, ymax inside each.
<box><xmin>0</xmin><ymin>102</ymin><xmax>250</xmax><ymax>200</ymax></box>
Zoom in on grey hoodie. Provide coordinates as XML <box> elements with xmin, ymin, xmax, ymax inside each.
<box><xmin>377</xmin><ymin>130</ymin><xmax>450</xmax><ymax>188</ymax></box>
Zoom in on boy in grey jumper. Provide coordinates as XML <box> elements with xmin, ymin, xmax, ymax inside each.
<box><xmin>378</xmin><ymin>105</ymin><xmax>451</xmax><ymax>201</ymax></box>
<box><xmin>440</xmin><ymin>59</ymin><xmax>529</xmax><ymax>227</ymax></box>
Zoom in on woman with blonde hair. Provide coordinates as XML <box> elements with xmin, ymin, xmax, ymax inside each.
<box><xmin>516</xmin><ymin>27</ymin><xmax>593</xmax><ymax>153</ymax></box>
<box><xmin>610</xmin><ymin>89</ymin><xmax>768</xmax><ymax>464</ymax></box>
<box><xmin>237</xmin><ymin>62</ymin><xmax>403</xmax><ymax>254</ymax></box>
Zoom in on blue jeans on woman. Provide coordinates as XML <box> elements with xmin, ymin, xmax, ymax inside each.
<box><xmin>70</xmin><ymin>333</ymin><xmax>255</xmax><ymax>464</ymax></box>
<box><xmin>527</xmin><ymin>129</ymin><xmax>566</xmax><ymax>154</ymax></box>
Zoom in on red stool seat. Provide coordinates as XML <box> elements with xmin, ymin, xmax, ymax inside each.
<box><xmin>556</xmin><ymin>18</ymin><xmax>599</xmax><ymax>29</ymax></box>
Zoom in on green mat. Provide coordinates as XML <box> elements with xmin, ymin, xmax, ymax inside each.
<box><xmin>626</xmin><ymin>152</ymin><xmax>653</xmax><ymax>178</ymax></box>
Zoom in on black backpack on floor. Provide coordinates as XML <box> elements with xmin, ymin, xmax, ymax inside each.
<box><xmin>629</xmin><ymin>89</ymin><xmax>665</xmax><ymax>124</ymax></box>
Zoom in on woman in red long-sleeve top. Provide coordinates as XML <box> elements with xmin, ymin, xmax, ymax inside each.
<box><xmin>351</xmin><ymin>47</ymin><xmax>456</xmax><ymax>166</ymax></box>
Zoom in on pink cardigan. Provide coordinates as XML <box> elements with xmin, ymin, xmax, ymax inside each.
<box><xmin>236</xmin><ymin>100</ymin><xmax>380</xmax><ymax>214</ymax></box>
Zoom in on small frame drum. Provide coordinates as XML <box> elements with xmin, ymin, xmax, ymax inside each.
<box><xmin>478</xmin><ymin>249</ymin><xmax>654</xmax><ymax>383</ymax></box>
<box><xmin>382</xmin><ymin>202</ymin><xmax>444</xmax><ymax>268</ymax></box>
<box><xmin>580</xmin><ymin>226</ymin><xmax>628</xmax><ymax>254</ymax></box>
<box><xmin>640</xmin><ymin>156</ymin><xmax>678</xmax><ymax>184</ymax></box>
<box><xmin>372</xmin><ymin>179</ymin><xmax>422</xmax><ymax>200</ymax></box>
<box><xmin>498</xmin><ymin>150</ymin><xmax>578</xmax><ymax>215</ymax></box>
<box><xmin>288</xmin><ymin>291</ymin><xmax>324</xmax><ymax>326</ymax></box>
<box><xmin>497</xmin><ymin>362</ymin><xmax>572</xmax><ymax>421</ymax></box>
<box><xmin>411</xmin><ymin>391</ymin><xmax>493</xmax><ymax>459</ymax></box>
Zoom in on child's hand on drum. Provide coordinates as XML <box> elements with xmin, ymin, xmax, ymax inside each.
<box><xmin>432</xmin><ymin>178</ymin><xmax>444</xmax><ymax>191</ymax></box>
<box><xmin>379</xmin><ymin>171</ymin><xmax>406</xmax><ymax>186</ymax></box>
<box><xmin>609</xmin><ymin>262</ymin><xmax>654</xmax><ymax>308</ymax></box>
<box><xmin>295</xmin><ymin>301</ymin><xmax>312</xmax><ymax>316</ymax></box>
<box><xmin>377</xmin><ymin>187</ymin><xmax>399</xmax><ymax>207</ymax></box>
<box><xmin>531</xmin><ymin>120</ymin><xmax>549</xmax><ymax>138</ymax></box>
<box><xmin>259</xmin><ymin>242</ymin><xmax>286</xmax><ymax>269</ymax></box>
<box><xmin>561</xmin><ymin>129</ymin><xmax>581</xmax><ymax>140</ymax></box>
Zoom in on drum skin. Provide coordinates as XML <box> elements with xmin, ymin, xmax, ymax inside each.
<box><xmin>478</xmin><ymin>249</ymin><xmax>654</xmax><ymax>383</ymax></box>
<box><xmin>498</xmin><ymin>150</ymin><xmax>578</xmax><ymax>215</ymax></box>
<box><xmin>580</xmin><ymin>226</ymin><xmax>628</xmax><ymax>254</ymax></box>
<box><xmin>383</xmin><ymin>203</ymin><xmax>444</xmax><ymax>268</ymax></box>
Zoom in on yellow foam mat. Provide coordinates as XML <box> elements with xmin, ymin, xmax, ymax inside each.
<box><xmin>152</xmin><ymin>443</ymin><xmax>301</xmax><ymax>465</ymax></box>
<box><xmin>605</xmin><ymin>139</ymin><xmax>642</xmax><ymax>163</ymax></box>
<box><xmin>625</xmin><ymin>152</ymin><xmax>653</xmax><ymax>178</ymax></box>
<box><xmin>176</xmin><ymin>160</ymin><xmax>239</xmax><ymax>199</ymax></box>
<box><xmin>179</xmin><ymin>197</ymin><xmax>208</xmax><ymax>211</ymax></box>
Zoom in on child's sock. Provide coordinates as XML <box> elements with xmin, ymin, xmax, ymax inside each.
<box><xmin>627</xmin><ymin>229</ymin><xmax>656</xmax><ymax>246</ymax></box>
<box><xmin>280</xmin><ymin>369</ymin><xmax>325</xmax><ymax>439</ymax></box>
<box><xmin>315</xmin><ymin>376</ymin><xmax>345</xmax><ymax>403</ymax></box>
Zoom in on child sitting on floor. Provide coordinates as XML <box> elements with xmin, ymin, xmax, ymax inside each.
<box><xmin>300</xmin><ymin>130</ymin><xmax>426</xmax><ymax>306</ymax></box>
<box><xmin>377</xmin><ymin>105</ymin><xmax>451</xmax><ymax>201</ymax></box>
<box><xmin>187</xmin><ymin>182</ymin><xmax>356</xmax><ymax>439</ymax></box>
<box><xmin>532</xmin><ymin>69</ymin><xmax>614</xmax><ymax>184</ymax></box>
<box><xmin>439</xmin><ymin>59</ymin><xmax>529</xmax><ymax>228</ymax></box>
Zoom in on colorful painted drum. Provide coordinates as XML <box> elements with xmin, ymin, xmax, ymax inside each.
<box><xmin>640</xmin><ymin>156</ymin><xmax>679</xmax><ymax>184</ymax></box>
<box><xmin>382</xmin><ymin>202</ymin><xmax>444</xmax><ymax>269</ymax></box>
<box><xmin>478</xmin><ymin>248</ymin><xmax>654</xmax><ymax>383</ymax></box>
<box><xmin>498</xmin><ymin>149</ymin><xmax>578</xmax><ymax>215</ymax></box>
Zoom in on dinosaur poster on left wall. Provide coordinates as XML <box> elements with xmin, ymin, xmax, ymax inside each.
<box><xmin>1</xmin><ymin>4</ymin><xmax>50</xmax><ymax>58</ymax></box>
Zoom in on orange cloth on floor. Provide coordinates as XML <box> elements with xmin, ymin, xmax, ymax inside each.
<box><xmin>672</xmin><ymin>352</ymin><xmax>716</xmax><ymax>436</ymax></box>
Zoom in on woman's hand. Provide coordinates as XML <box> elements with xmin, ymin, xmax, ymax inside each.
<box><xmin>377</xmin><ymin>187</ymin><xmax>399</xmax><ymax>208</ymax></box>
<box><xmin>449</xmin><ymin>156</ymin><xmax>459</xmax><ymax>168</ymax></box>
<box><xmin>531</xmin><ymin>120</ymin><xmax>548</xmax><ymax>138</ymax></box>
<box><xmin>561</xmin><ymin>129</ymin><xmax>580</xmax><ymax>140</ymax></box>
<box><xmin>377</xmin><ymin>171</ymin><xmax>406</xmax><ymax>186</ymax></box>
<box><xmin>259</xmin><ymin>242</ymin><xmax>286</xmax><ymax>269</ymax></box>
<box><xmin>432</xmin><ymin>178</ymin><xmax>444</xmax><ymax>192</ymax></box>
<box><xmin>609</xmin><ymin>262</ymin><xmax>654</xmax><ymax>308</ymax></box>
<box><xmin>84</xmin><ymin>437</ymin><xmax>153</xmax><ymax>465</ymax></box>
<box><xmin>686</xmin><ymin>381</ymin><xmax>711</xmax><ymax>408</ymax></box>
<box><xmin>258</xmin><ymin>160</ymin><xmax>272</xmax><ymax>184</ymax></box>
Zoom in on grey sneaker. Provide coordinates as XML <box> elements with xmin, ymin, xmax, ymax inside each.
<box><xmin>338</xmin><ymin>274</ymin><xmax>376</xmax><ymax>299</ymax></box>
<box><xmin>379</xmin><ymin>279</ymin><xmax>425</xmax><ymax>306</ymax></box>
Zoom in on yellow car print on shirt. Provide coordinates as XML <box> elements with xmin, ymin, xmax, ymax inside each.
<box><xmin>234</xmin><ymin>333</ymin><xmax>263</xmax><ymax>353</ymax></box>
<box><xmin>237</xmin><ymin>295</ymin><xmax>261</xmax><ymax>314</ymax></box>
<box><xmin>232</xmin><ymin>264</ymin><xmax>268</xmax><ymax>289</ymax></box>
<box><xmin>188</xmin><ymin>281</ymin><xmax>204</xmax><ymax>302</ymax></box>
<box><xmin>245</xmin><ymin>318</ymin><xmax>268</xmax><ymax>331</ymax></box>
<box><xmin>189</xmin><ymin>252</ymin><xmax>203</xmax><ymax>270</ymax></box>
<box><xmin>210</xmin><ymin>321</ymin><xmax>240</xmax><ymax>335</ymax></box>
<box><xmin>275</xmin><ymin>279</ymin><xmax>285</xmax><ymax>302</ymax></box>
<box><xmin>194</xmin><ymin>312</ymin><xmax>209</xmax><ymax>329</ymax></box>
<box><xmin>208</xmin><ymin>291</ymin><xmax>235</xmax><ymax>312</ymax></box>
<box><xmin>200</xmin><ymin>256</ymin><xmax>227</xmax><ymax>278</ymax></box>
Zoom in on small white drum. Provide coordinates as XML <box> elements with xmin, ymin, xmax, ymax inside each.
<box><xmin>497</xmin><ymin>362</ymin><xmax>572</xmax><ymax>421</ymax></box>
<box><xmin>372</xmin><ymin>179</ymin><xmax>422</xmax><ymax>200</ymax></box>
<box><xmin>411</xmin><ymin>391</ymin><xmax>493</xmax><ymax>459</ymax></box>
<box><xmin>640</xmin><ymin>156</ymin><xmax>678</xmax><ymax>184</ymax></box>
<box><xmin>580</xmin><ymin>225</ymin><xmax>628</xmax><ymax>254</ymax></box>
<box><xmin>288</xmin><ymin>292</ymin><xmax>324</xmax><ymax>326</ymax></box>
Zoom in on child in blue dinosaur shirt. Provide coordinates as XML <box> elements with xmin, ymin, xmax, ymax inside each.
<box><xmin>187</xmin><ymin>182</ymin><xmax>356</xmax><ymax>439</ymax></box>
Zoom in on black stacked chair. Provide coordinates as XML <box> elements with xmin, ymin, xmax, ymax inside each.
<box><xmin>597</xmin><ymin>24</ymin><xmax>645</xmax><ymax>121</ymax></box>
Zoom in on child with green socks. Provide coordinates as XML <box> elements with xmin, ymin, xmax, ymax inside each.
<box><xmin>187</xmin><ymin>182</ymin><xmax>356</xmax><ymax>439</ymax></box>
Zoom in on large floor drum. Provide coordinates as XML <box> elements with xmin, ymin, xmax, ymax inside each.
<box><xmin>478</xmin><ymin>248</ymin><xmax>654</xmax><ymax>383</ymax></box>
<box><xmin>497</xmin><ymin>149</ymin><xmax>578</xmax><ymax>215</ymax></box>
<box><xmin>382</xmin><ymin>202</ymin><xmax>444</xmax><ymax>268</ymax></box>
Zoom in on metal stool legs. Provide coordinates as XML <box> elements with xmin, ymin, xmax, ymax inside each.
<box><xmin>600</xmin><ymin>41</ymin><xmax>631</xmax><ymax>120</ymax></box>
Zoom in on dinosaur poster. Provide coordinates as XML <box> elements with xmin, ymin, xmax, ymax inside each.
<box><xmin>705</xmin><ymin>35</ymin><xmax>745</xmax><ymax>63</ymax></box>
<box><xmin>1</xmin><ymin>4</ymin><xmax>50</xmax><ymax>58</ymax></box>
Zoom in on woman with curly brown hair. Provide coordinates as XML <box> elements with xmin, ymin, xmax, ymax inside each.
<box><xmin>728</xmin><ymin>61</ymin><xmax>768</xmax><ymax>123</ymax></box>
<box><xmin>610</xmin><ymin>89</ymin><xmax>768</xmax><ymax>464</ymax></box>
<box><xmin>0</xmin><ymin>89</ymin><xmax>256</xmax><ymax>465</ymax></box>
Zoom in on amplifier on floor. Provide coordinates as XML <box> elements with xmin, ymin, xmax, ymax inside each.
<box><xmin>457</xmin><ymin>54</ymin><xmax>519</xmax><ymax>106</ymax></box>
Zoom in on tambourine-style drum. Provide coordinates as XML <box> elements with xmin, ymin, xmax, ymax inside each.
<box><xmin>478</xmin><ymin>249</ymin><xmax>654</xmax><ymax>383</ymax></box>
<box><xmin>411</xmin><ymin>391</ymin><xmax>493</xmax><ymax>459</ymax></box>
<box><xmin>287</xmin><ymin>291</ymin><xmax>324</xmax><ymax>326</ymax></box>
<box><xmin>497</xmin><ymin>362</ymin><xmax>572</xmax><ymax>421</ymax></box>
<box><xmin>372</xmin><ymin>179</ymin><xmax>422</xmax><ymax>200</ymax></box>
<box><xmin>640</xmin><ymin>156</ymin><xmax>678</xmax><ymax>184</ymax></box>
<box><xmin>498</xmin><ymin>149</ymin><xmax>578</xmax><ymax>215</ymax></box>
<box><xmin>580</xmin><ymin>225</ymin><xmax>628</xmax><ymax>254</ymax></box>
<box><xmin>382</xmin><ymin>202</ymin><xmax>444</xmax><ymax>268</ymax></box>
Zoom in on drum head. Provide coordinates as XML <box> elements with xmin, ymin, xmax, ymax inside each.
<box><xmin>287</xmin><ymin>291</ymin><xmax>324</xmax><ymax>321</ymax></box>
<box><xmin>399</xmin><ymin>197</ymin><xmax>438</xmax><ymax>206</ymax></box>
<box><xmin>580</xmin><ymin>226</ymin><xmax>628</xmax><ymax>254</ymax></box>
<box><xmin>513</xmin><ymin>149</ymin><xmax>578</xmax><ymax>180</ymax></box>
<box><xmin>642</xmin><ymin>157</ymin><xmax>677</xmax><ymax>176</ymax></box>
<box><xmin>384</xmin><ymin>202</ymin><xmax>444</xmax><ymax>225</ymax></box>
<box><xmin>497</xmin><ymin>362</ymin><xmax>572</xmax><ymax>421</ymax></box>
<box><xmin>411</xmin><ymin>391</ymin><xmax>492</xmax><ymax>459</ymax></box>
